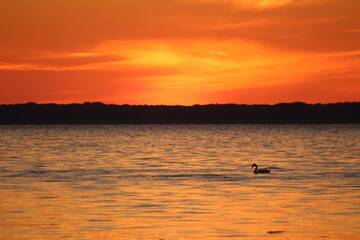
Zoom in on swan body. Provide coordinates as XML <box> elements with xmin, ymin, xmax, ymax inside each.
<box><xmin>252</xmin><ymin>164</ymin><xmax>270</xmax><ymax>174</ymax></box>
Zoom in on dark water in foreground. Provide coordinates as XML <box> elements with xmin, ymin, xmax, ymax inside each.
<box><xmin>0</xmin><ymin>125</ymin><xmax>359</xmax><ymax>240</ymax></box>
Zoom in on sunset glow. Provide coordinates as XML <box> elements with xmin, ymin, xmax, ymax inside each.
<box><xmin>1</xmin><ymin>0</ymin><xmax>359</xmax><ymax>104</ymax></box>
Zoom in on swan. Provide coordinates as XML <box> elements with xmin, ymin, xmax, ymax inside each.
<box><xmin>252</xmin><ymin>164</ymin><xmax>270</xmax><ymax>174</ymax></box>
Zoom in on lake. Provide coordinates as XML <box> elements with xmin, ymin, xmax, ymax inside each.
<box><xmin>0</xmin><ymin>125</ymin><xmax>359</xmax><ymax>239</ymax></box>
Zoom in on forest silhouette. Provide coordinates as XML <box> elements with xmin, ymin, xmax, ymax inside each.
<box><xmin>0</xmin><ymin>102</ymin><xmax>359</xmax><ymax>124</ymax></box>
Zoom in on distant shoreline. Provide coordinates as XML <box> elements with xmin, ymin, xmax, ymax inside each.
<box><xmin>0</xmin><ymin>102</ymin><xmax>359</xmax><ymax>124</ymax></box>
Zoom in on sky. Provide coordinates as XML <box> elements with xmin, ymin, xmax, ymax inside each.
<box><xmin>0</xmin><ymin>0</ymin><xmax>359</xmax><ymax>105</ymax></box>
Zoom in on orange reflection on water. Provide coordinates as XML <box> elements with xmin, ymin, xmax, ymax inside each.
<box><xmin>1</xmin><ymin>175</ymin><xmax>359</xmax><ymax>239</ymax></box>
<box><xmin>0</xmin><ymin>125</ymin><xmax>359</xmax><ymax>239</ymax></box>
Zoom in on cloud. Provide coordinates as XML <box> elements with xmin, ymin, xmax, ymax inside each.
<box><xmin>0</xmin><ymin>0</ymin><xmax>359</xmax><ymax>104</ymax></box>
<box><xmin>0</xmin><ymin>53</ymin><xmax>127</xmax><ymax>70</ymax></box>
<box><xmin>0</xmin><ymin>37</ymin><xmax>358</xmax><ymax>104</ymax></box>
<box><xmin>1</xmin><ymin>0</ymin><xmax>359</xmax><ymax>53</ymax></box>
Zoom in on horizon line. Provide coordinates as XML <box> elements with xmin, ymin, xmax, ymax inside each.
<box><xmin>1</xmin><ymin>101</ymin><xmax>360</xmax><ymax>107</ymax></box>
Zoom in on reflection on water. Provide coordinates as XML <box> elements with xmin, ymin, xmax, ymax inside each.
<box><xmin>0</xmin><ymin>125</ymin><xmax>359</xmax><ymax>239</ymax></box>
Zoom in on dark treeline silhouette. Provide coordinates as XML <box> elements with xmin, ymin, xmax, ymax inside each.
<box><xmin>0</xmin><ymin>102</ymin><xmax>359</xmax><ymax>124</ymax></box>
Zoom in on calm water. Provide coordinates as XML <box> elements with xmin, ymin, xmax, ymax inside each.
<box><xmin>0</xmin><ymin>125</ymin><xmax>359</xmax><ymax>240</ymax></box>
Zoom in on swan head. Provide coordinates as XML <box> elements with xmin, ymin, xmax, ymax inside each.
<box><xmin>251</xmin><ymin>163</ymin><xmax>257</xmax><ymax>169</ymax></box>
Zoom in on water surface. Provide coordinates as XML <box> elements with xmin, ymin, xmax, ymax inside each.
<box><xmin>0</xmin><ymin>125</ymin><xmax>359</xmax><ymax>239</ymax></box>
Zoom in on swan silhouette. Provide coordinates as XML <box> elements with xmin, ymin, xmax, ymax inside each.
<box><xmin>252</xmin><ymin>164</ymin><xmax>270</xmax><ymax>174</ymax></box>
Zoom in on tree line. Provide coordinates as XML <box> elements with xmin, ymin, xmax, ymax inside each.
<box><xmin>0</xmin><ymin>102</ymin><xmax>359</xmax><ymax>124</ymax></box>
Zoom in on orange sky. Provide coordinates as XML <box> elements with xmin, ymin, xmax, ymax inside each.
<box><xmin>0</xmin><ymin>0</ymin><xmax>359</xmax><ymax>104</ymax></box>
